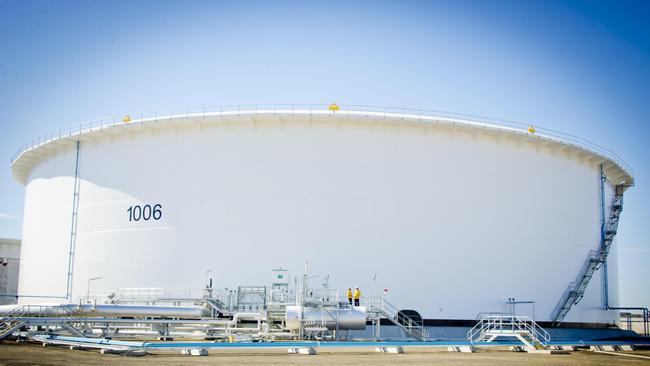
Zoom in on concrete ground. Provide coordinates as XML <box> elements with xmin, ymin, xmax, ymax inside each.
<box><xmin>1</xmin><ymin>343</ymin><xmax>650</xmax><ymax>366</ymax></box>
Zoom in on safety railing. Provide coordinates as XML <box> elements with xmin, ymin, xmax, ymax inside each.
<box><xmin>84</xmin><ymin>287</ymin><xmax>210</xmax><ymax>306</ymax></box>
<box><xmin>614</xmin><ymin>307</ymin><xmax>649</xmax><ymax>336</ymax></box>
<box><xmin>475</xmin><ymin>311</ymin><xmax>506</xmax><ymax>320</ymax></box>
<box><xmin>468</xmin><ymin>314</ymin><xmax>550</xmax><ymax>345</ymax></box>
<box><xmin>303</xmin><ymin>288</ymin><xmax>340</xmax><ymax>303</ymax></box>
<box><xmin>0</xmin><ymin>306</ymin><xmax>27</xmax><ymax>339</ymax></box>
<box><xmin>0</xmin><ymin>304</ymin><xmax>87</xmax><ymax>319</ymax></box>
<box><xmin>0</xmin><ymin>304</ymin><xmax>26</xmax><ymax>322</ymax></box>
<box><xmin>117</xmin><ymin>287</ymin><xmax>204</xmax><ymax>300</ymax></box>
<box><xmin>551</xmin><ymin>189</ymin><xmax>625</xmax><ymax>324</ymax></box>
<box><xmin>366</xmin><ymin>295</ymin><xmax>427</xmax><ymax>340</ymax></box>
<box><xmin>10</xmin><ymin>104</ymin><xmax>633</xmax><ymax>177</ymax></box>
<box><xmin>0</xmin><ymin>304</ymin><xmax>90</xmax><ymax>339</ymax></box>
<box><xmin>365</xmin><ymin>295</ymin><xmax>380</xmax><ymax>310</ymax></box>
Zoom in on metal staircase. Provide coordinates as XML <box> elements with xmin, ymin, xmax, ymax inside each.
<box><xmin>468</xmin><ymin>315</ymin><xmax>550</xmax><ymax>350</ymax></box>
<box><xmin>0</xmin><ymin>306</ymin><xmax>27</xmax><ymax>339</ymax></box>
<box><xmin>551</xmin><ymin>185</ymin><xmax>625</xmax><ymax>325</ymax></box>
<box><xmin>205</xmin><ymin>299</ymin><xmax>224</xmax><ymax>317</ymax></box>
<box><xmin>367</xmin><ymin>297</ymin><xmax>427</xmax><ymax>341</ymax></box>
<box><xmin>0</xmin><ymin>305</ymin><xmax>88</xmax><ymax>340</ymax></box>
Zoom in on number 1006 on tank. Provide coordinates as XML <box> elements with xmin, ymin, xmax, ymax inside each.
<box><xmin>127</xmin><ymin>204</ymin><xmax>162</xmax><ymax>222</ymax></box>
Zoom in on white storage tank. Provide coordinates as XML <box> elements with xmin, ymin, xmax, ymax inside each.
<box><xmin>10</xmin><ymin>106</ymin><xmax>633</xmax><ymax>324</ymax></box>
<box><xmin>0</xmin><ymin>238</ymin><xmax>20</xmax><ymax>305</ymax></box>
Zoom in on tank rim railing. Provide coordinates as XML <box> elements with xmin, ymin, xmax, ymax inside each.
<box><xmin>10</xmin><ymin>104</ymin><xmax>633</xmax><ymax>178</ymax></box>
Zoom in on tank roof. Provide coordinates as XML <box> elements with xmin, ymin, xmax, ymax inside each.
<box><xmin>9</xmin><ymin>105</ymin><xmax>634</xmax><ymax>187</ymax></box>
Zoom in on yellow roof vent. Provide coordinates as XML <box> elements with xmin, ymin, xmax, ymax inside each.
<box><xmin>328</xmin><ymin>103</ymin><xmax>340</xmax><ymax>111</ymax></box>
<box><xmin>122</xmin><ymin>115</ymin><xmax>132</xmax><ymax>123</ymax></box>
<box><xmin>527</xmin><ymin>125</ymin><xmax>536</xmax><ymax>134</ymax></box>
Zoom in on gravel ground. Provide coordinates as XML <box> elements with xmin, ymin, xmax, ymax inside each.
<box><xmin>1</xmin><ymin>342</ymin><xmax>650</xmax><ymax>365</ymax></box>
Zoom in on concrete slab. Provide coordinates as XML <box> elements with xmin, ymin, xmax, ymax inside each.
<box><xmin>375</xmin><ymin>347</ymin><xmax>404</xmax><ymax>353</ymax></box>
<box><xmin>100</xmin><ymin>348</ymin><xmax>146</xmax><ymax>357</ymax></box>
<box><xmin>288</xmin><ymin>347</ymin><xmax>317</xmax><ymax>355</ymax></box>
<box><xmin>448</xmin><ymin>346</ymin><xmax>476</xmax><ymax>353</ymax></box>
<box><xmin>526</xmin><ymin>349</ymin><xmax>570</xmax><ymax>355</ymax></box>
<box><xmin>590</xmin><ymin>345</ymin><xmax>621</xmax><ymax>352</ymax></box>
<box><xmin>551</xmin><ymin>345</ymin><xmax>576</xmax><ymax>351</ymax></box>
<box><xmin>181</xmin><ymin>348</ymin><xmax>208</xmax><ymax>356</ymax></box>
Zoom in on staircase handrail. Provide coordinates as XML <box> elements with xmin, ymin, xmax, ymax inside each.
<box><xmin>2</xmin><ymin>304</ymin><xmax>86</xmax><ymax>320</ymax></box>
<box><xmin>551</xmin><ymin>189</ymin><xmax>624</xmax><ymax>324</ymax></box>
<box><xmin>366</xmin><ymin>296</ymin><xmax>427</xmax><ymax>340</ymax></box>
<box><xmin>1</xmin><ymin>305</ymin><xmax>26</xmax><ymax>321</ymax></box>
<box><xmin>468</xmin><ymin>315</ymin><xmax>550</xmax><ymax>345</ymax></box>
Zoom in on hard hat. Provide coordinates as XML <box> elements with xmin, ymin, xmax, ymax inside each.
<box><xmin>355</xmin><ymin>286</ymin><xmax>359</xmax><ymax>288</ymax></box>
<box><xmin>348</xmin><ymin>287</ymin><xmax>351</xmax><ymax>289</ymax></box>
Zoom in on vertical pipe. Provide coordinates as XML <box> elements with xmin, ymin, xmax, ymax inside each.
<box><xmin>65</xmin><ymin>141</ymin><xmax>81</xmax><ymax>301</ymax></box>
<box><xmin>600</xmin><ymin>164</ymin><xmax>609</xmax><ymax>310</ymax></box>
<box><xmin>600</xmin><ymin>164</ymin><xmax>609</xmax><ymax>309</ymax></box>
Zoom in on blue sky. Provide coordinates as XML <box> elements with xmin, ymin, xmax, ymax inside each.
<box><xmin>0</xmin><ymin>0</ymin><xmax>648</xmax><ymax>309</ymax></box>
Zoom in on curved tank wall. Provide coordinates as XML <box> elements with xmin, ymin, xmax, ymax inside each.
<box><xmin>15</xmin><ymin>112</ymin><xmax>626</xmax><ymax>323</ymax></box>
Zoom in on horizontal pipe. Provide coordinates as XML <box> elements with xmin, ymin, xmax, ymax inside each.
<box><xmin>74</xmin><ymin>304</ymin><xmax>208</xmax><ymax>318</ymax></box>
<box><xmin>608</xmin><ymin>306</ymin><xmax>649</xmax><ymax>312</ymax></box>
<box><xmin>0</xmin><ymin>303</ymin><xmax>209</xmax><ymax>318</ymax></box>
<box><xmin>0</xmin><ymin>294</ymin><xmax>66</xmax><ymax>299</ymax></box>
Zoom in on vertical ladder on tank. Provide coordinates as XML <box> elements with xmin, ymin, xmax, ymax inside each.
<box><xmin>550</xmin><ymin>182</ymin><xmax>626</xmax><ymax>325</ymax></box>
<box><xmin>65</xmin><ymin>141</ymin><xmax>81</xmax><ymax>301</ymax></box>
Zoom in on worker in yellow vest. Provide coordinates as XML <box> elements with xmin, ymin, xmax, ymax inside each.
<box><xmin>346</xmin><ymin>287</ymin><xmax>353</xmax><ymax>305</ymax></box>
<box><xmin>353</xmin><ymin>286</ymin><xmax>361</xmax><ymax>307</ymax></box>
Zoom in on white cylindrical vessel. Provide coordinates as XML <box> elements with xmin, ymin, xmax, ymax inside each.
<box><xmin>285</xmin><ymin>305</ymin><xmax>367</xmax><ymax>330</ymax></box>
<box><xmin>10</xmin><ymin>108</ymin><xmax>633</xmax><ymax>324</ymax></box>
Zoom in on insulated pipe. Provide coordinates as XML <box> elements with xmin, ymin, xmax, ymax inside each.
<box><xmin>0</xmin><ymin>303</ymin><xmax>270</xmax><ymax>332</ymax></box>
<box><xmin>285</xmin><ymin>305</ymin><xmax>366</xmax><ymax>330</ymax></box>
<box><xmin>72</xmin><ymin>304</ymin><xmax>209</xmax><ymax>318</ymax></box>
<box><xmin>0</xmin><ymin>303</ymin><xmax>209</xmax><ymax>318</ymax></box>
<box><xmin>230</xmin><ymin>312</ymin><xmax>265</xmax><ymax>325</ymax></box>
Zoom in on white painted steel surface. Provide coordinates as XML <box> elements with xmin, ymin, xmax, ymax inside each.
<box><xmin>12</xmin><ymin>110</ymin><xmax>630</xmax><ymax>323</ymax></box>
<box><xmin>285</xmin><ymin>305</ymin><xmax>367</xmax><ymax>330</ymax></box>
<box><xmin>0</xmin><ymin>239</ymin><xmax>20</xmax><ymax>305</ymax></box>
